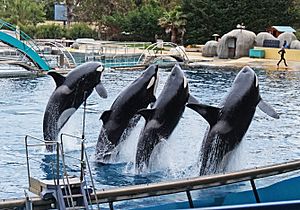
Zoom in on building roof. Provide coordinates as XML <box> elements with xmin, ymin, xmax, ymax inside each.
<box><xmin>272</xmin><ymin>26</ymin><xmax>296</xmax><ymax>33</ymax></box>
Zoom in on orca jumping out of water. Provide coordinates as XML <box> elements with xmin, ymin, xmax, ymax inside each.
<box><xmin>135</xmin><ymin>64</ymin><xmax>196</xmax><ymax>172</ymax></box>
<box><xmin>187</xmin><ymin>66</ymin><xmax>279</xmax><ymax>175</ymax></box>
<box><xmin>43</xmin><ymin>62</ymin><xmax>107</xmax><ymax>151</ymax></box>
<box><xmin>95</xmin><ymin>65</ymin><xmax>159</xmax><ymax>163</ymax></box>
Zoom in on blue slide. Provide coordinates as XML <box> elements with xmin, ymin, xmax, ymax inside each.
<box><xmin>0</xmin><ymin>31</ymin><xmax>50</xmax><ymax>71</ymax></box>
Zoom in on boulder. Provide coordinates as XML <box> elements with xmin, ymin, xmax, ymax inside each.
<box><xmin>217</xmin><ymin>29</ymin><xmax>256</xmax><ymax>59</ymax></box>
<box><xmin>202</xmin><ymin>40</ymin><xmax>218</xmax><ymax>57</ymax></box>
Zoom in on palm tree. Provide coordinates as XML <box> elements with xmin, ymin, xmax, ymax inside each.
<box><xmin>158</xmin><ymin>6</ymin><xmax>187</xmax><ymax>44</ymax></box>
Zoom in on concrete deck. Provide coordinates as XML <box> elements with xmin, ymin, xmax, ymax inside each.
<box><xmin>185</xmin><ymin>51</ymin><xmax>300</xmax><ymax>71</ymax></box>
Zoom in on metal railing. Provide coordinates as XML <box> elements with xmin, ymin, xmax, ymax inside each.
<box><xmin>0</xmin><ymin>19</ymin><xmax>50</xmax><ymax>67</ymax></box>
<box><xmin>4</xmin><ymin>154</ymin><xmax>300</xmax><ymax>209</ymax></box>
<box><xmin>42</xmin><ymin>41</ymin><xmax>77</xmax><ymax>68</ymax></box>
<box><xmin>59</xmin><ymin>133</ymin><xmax>100</xmax><ymax>209</ymax></box>
<box><xmin>137</xmin><ymin>41</ymin><xmax>190</xmax><ymax>64</ymax></box>
<box><xmin>24</xmin><ymin>135</ymin><xmax>58</xmax><ymax>188</ymax></box>
<box><xmin>90</xmin><ymin>159</ymin><xmax>300</xmax><ymax>209</ymax></box>
<box><xmin>24</xmin><ymin>133</ymin><xmax>100</xmax><ymax>210</ymax></box>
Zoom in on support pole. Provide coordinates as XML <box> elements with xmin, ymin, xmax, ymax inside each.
<box><xmin>250</xmin><ymin>179</ymin><xmax>260</xmax><ymax>203</ymax></box>
<box><xmin>186</xmin><ymin>190</ymin><xmax>194</xmax><ymax>208</ymax></box>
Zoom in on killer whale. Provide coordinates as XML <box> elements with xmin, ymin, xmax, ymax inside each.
<box><xmin>95</xmin><ymin>65</ymin><xmax>159</xmax><ymax>162</ymax></box>
<box><xmin>135</xmin><ymin>64</ymin><xmax>195</xmax><ymax>172</ymax></box>
<box><xmin>43</xmin><ymin>62</ymin><xmax>107</xmax><ymax>151</ymax></box>
<box><xmin>187</xmin><ymin>66</ymin><xmax>279</xmax><ymax>175</ymax></box>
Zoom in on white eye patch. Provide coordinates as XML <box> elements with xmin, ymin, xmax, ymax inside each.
<box><xmin>183</xmin><ymin>76</ymin><xmax>187</xmax><ymax>88</ymax></box>
<box><xmin>96</xmin><ymin>66</ymin><xmax>104</xmax><ymax>72</ymax></box>
<box><xmin>255</xmin><ymin>74</ymin><xmax>258</xmax><ymax>87</ymax></box>
<box><xmin>147</xmin><ymin>76</ymin><xmax>156</xmax><ymax>89</ymax></box>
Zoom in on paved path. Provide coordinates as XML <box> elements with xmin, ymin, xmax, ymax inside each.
<box><xmin>185</xmin><ymin>51</ymin><xmax>300</xmax><ymax>71</ymax></box>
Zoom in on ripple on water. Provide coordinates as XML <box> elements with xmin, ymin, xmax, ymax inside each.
<box><xmin>0</xmin><ymin>67</ymin><xmax>299</xmax><ymax>204</ymax></box>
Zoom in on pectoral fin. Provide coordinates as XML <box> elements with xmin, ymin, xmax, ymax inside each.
<box><xmin>48</xmin><ymin>71</ymin><xmax>65</xmax><ymax>87</ymax></box>
<box><xmin>95</xmin><ymin>82</ymin><xmax>108</xmax><ymax>98</ymax></box>
<box><xmin>137</xmin><ymin>108</ymin><xmax>155</xmax><ymax>122</ymax></box>
<box><xmin>258</xmin><ymin>99</ymin><xmax>279</xmax><ymax>119</ymax></box>
<box><xmin>57</xmin><ymin>108</ymin><xmax>76</xmax><ymax>130</ymax></box>
<box><xmin>213</xmin><ymin>120</ymin><xmax>232</xmax><ymax>134</ymax></box>
<box><xmin>100</xmin><ymin>110</ymin><xmax>112</xmax><ymax>124</ymax></box>
<box><xmin>187</xmin><ymin>103</ymin><xmax>220</xmax><ymax>126</ymax></box>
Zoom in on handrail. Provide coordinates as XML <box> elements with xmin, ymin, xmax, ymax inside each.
<box><xmin>25</xmin><ymin>135</ymin><xmax>56</xmax><ymax>144</ymax></box>
<box><xmin>5</xmin><ymin>158</ymin><xmax>300</xmax><ymax>208</ymax></box>
<box><xmin>25</xmin><ymin>135</ymin><xmax>58</xmax><ymax>188</ymax></box>
<box><xmin>137</xmin><ymin>41</ymin><xmax>189</xmax><ymax>64</ymax></box>
<box><xmin>59</xmin><ymin>137</ymin><xmax>76</xmax><ymax>208</ymax></box>
<box><xmin>60</xmin><ymin>132</ymin><xmax>100</xmax><ymax>209</ymax></box>
<box><xmin>43</xmin><ymin>41</ymin><xmax>77</xmax><ymax>67</ymax></box>
<box><xmin>0</xmin><ymin>19</ymin><xmax>50</xmax><ymax>67</ymax></box>
<box><xmin>91</xmin><ymin>159</ymin><xmax>300</xmax><ymax>204</ymax></box>
<box><xmin>85</xmin><ymin>146</ymin><xmax>100</xmax><ymax>210</ymax></box>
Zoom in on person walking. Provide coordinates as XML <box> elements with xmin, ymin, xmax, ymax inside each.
<box><xmin>277</xmin><ymin>41</ymin><xmax>288</xmax><ymax>68</ymax></box>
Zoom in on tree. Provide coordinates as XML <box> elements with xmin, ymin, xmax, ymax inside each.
<box><xmin>102</xmin><ymin>0</ymin><xmax>165</xmax><ymax>41</ymax></box>
<box><xmin>41</xmin><ymin>0</ymin><xmax>56</xmax><ymax>20</ymax></box>
<box><xmin>158</xmin><ymin>6</ymin><xmax>187</xmax><ymax>44</ymax></box>
<box><xmin>0</xmin><ymin>0</ymin><xmax>46</xmax><ymax>26</ymax></box>
<box><xmin>182</xmin><ymin>0</ymin><xmax>300</xmax><ymax>45</ymax></box>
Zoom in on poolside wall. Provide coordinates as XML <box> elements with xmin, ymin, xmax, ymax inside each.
<box><xmin>255</xmin><ymin>47</ymin><xmax>300</xmax><ymax>61</ymax></box>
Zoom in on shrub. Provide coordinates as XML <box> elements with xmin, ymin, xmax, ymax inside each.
<box><xmin>35</xmin><ymin>24</ymin><xmax>65</xmax><ymax>39</ymax></box>
<box><xmin>66</xmin><ymin>23</ymin><xmax>97</xmax><ymax>40</ymax></box>
<box><xmin>20</xmin><ymin>24</ymin><xmax>37</xmax><ymax>39</ymax></box>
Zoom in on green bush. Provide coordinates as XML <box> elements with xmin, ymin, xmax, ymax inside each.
<box><xmin>17</xmin><ymin>23</ymin><xmax>97</xmax><ymax>40</ymax></box>
<box><xmin>20</xmin><ymin>24</ymin><xmax>37</xmax><ymax>38</ymax></box>
<box><xmin>66</xmin><ymin>23</ymin><xmax>97</xmax><ymax>40</ymax></box>
<box><xmin>35</xmin><ymin>24</ymin><xmax>65</xmax><ymax>39</ymax></box>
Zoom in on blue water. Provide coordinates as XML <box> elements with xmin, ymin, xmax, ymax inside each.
<box><xmin>0</xmin><ymin>66</ymin><xmax>300</xmax><ymax>209</ymax></box>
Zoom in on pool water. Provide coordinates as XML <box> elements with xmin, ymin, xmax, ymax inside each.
<box><xmin>0</xmin><ymin>66</ymin><xmax>300</xmax><ymax>209</ymax></box>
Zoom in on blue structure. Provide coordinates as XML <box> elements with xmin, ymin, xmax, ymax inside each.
<box><xmin>249</xmin><ymin>49</ymin><xmax>265</xmax><ymax>58</ymax></box>
<box><xmin>267</xmin><ymin>26</ymin><xmax>296</xmax><ymax>38</ymax></box>
<box><xmin>0</xmin><ymin>20</ymin><xmax>50</xmax><ymax>71</ymax></box>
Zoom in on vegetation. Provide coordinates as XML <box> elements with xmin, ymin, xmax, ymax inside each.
<box><xmin>0</xmin><ymin>0</ymin><xmax>299</xmax><ymax>44</ymax></box>
<box><xmin>158</xmin><ymin>6</ymin><xmax>187</xmax><ymax>44</ymax></box>
<box><xmin>103</xmin><ymin>1</ymin><xmax>165</xmax><ymax>42</ymax></box>
<box><xmin>35</xmin><ymin>24</ymin><xmax>65</xmax><ymax>39</ymax></box>
<box><xmin>182</xmin><ymin>0</ymin><xmax>300</xmax><ymax>44</ymax></box>
<box><xmin>21</xmin><ymin>23</ymin><xmax>97</xmax><ymax>40</ymax></box>
<box><xmin>0</xmin><ymin>0</ymin><xmax>45</xmax><ymax>26</ymax></box>
<box><xmin>66</xmin><ymin>23</ymin><xmax>98</xmax><ymax>40</ymax></box>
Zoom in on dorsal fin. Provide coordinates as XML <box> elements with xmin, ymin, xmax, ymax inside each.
<box><xmin>137</xmin><ymin>108</ymin><xmax>155</xmax><ymax>122</ymax></box>
<box><xmin>186</xmin><ymin>103</ymin><xmax>220</xmax><ymax>126</ymax></box>
<box><xmin>187</xmin><ymin>94</ymin><xmax>199</xmax><ymax>104</ymax></box>
<box><xmin>48</xmin><ymin>71</ymin><xmax>66</xmax><ymax>87</ymax></box>
<box><xmin>100</xmin><ymin>110</ymin><xmax>112</xmax><ymax>124</ymax></box>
